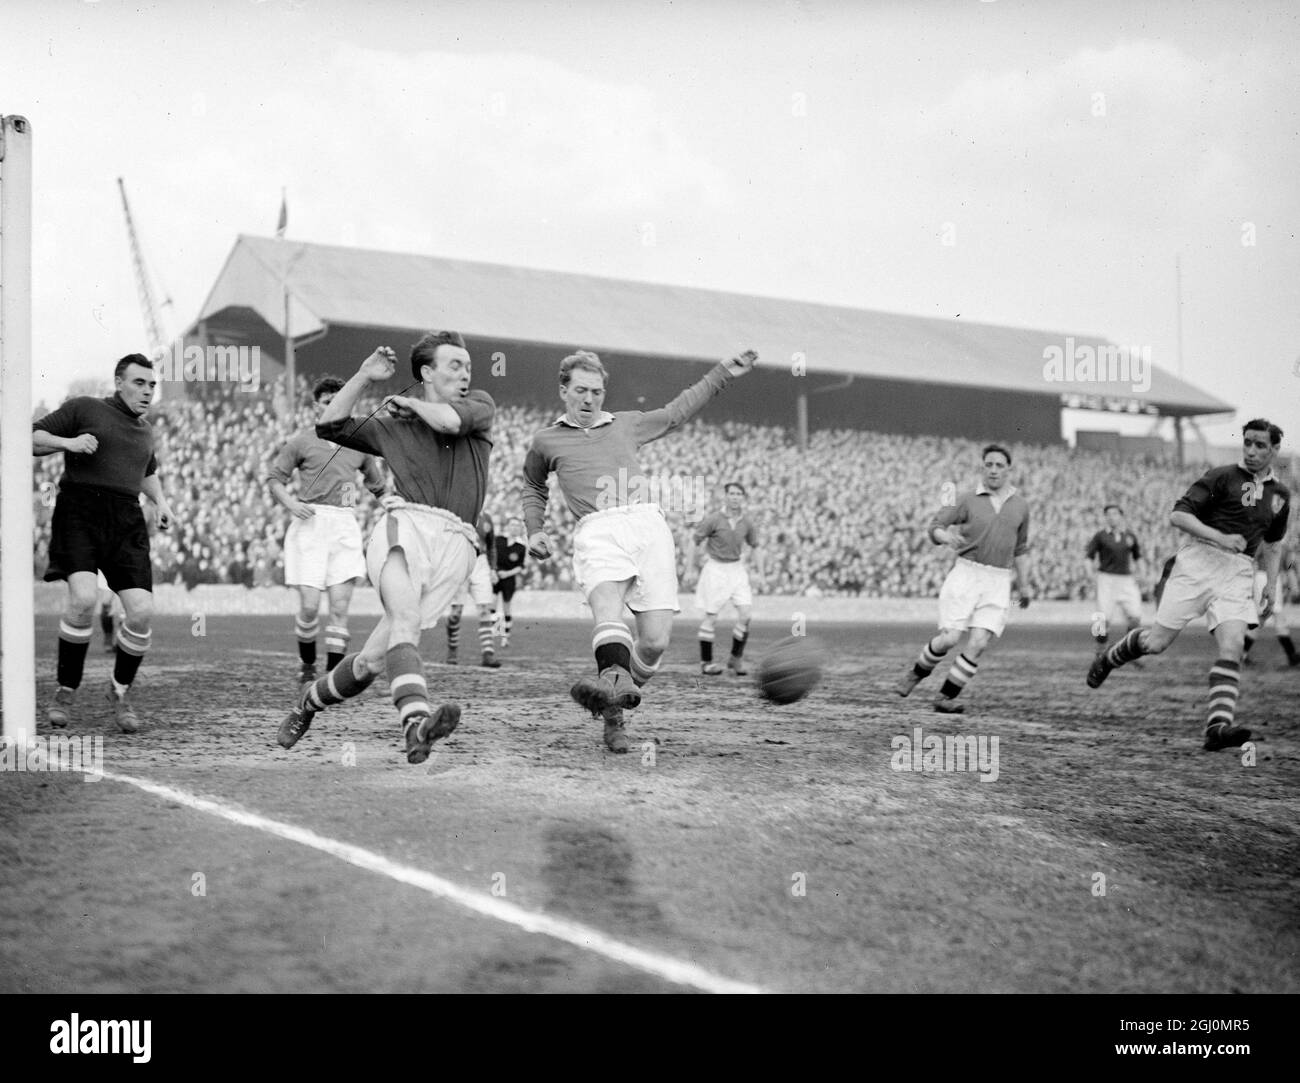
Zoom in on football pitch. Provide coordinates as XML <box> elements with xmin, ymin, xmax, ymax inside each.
<box><xmin>2</xmin><ymin>614</ymin><xmax>1297</xmax><ymax>994</ymax></box>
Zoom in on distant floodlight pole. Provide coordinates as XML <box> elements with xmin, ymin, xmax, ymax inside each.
<box><xmin>1</xmin><ymin>115</ymin><xmax>36</xmax><ymax>744</ymax></box>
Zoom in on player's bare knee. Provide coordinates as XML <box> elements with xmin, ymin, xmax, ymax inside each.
<box><xmin>122</xmin><ymin>597</ymin><xmax>154</xmax><ymax>629</ymax></box>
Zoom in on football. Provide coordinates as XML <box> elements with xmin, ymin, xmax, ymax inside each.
<box><xmin>756</xmin><ymin>636</ymin><xmax>823</xmax><ymax>704</ymax></box>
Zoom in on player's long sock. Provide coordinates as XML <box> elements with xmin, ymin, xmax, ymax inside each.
<box><xmin>1206</xmin><ymin>658</ymin><xmax>1241</xmax><ymax>730</ymax></box>
<box><xmin>446</xmin><ymin>612</ymin><xmax>462</xmax><ymax>652</ymax></box>
<box><xmin>630</xmin><ymin>644</ymin><xmax>660</xmax><ymax>687</ymax></box>
<box><xmin>503</xmin><ymin>612</ymin><xmax>514</xmax><ymax>639</ymax></box>
<box><xmin>304</xmin><ymin>652</ymin><xmax>377</xmax><ymax>711</ymax></box>
<box><xmin>730</xmin><ymin>624</ymin><xmax>749</xmax><ymax>660</ymax></box>
<box><xmin>1278</xmin><ymin>634</ymin><xmax>1298</xmax><ymax>665</ymax></box>
<box><xmin>912</xmin><ymin>637</ymin><xmax>947</xmax><ymax>679</ymax></box>
<box><xmin>386</xmin><ymin>643</ymin><xmax>429</xmax><ymax>726</ymax></box>
<box><xmin>593</xmin><ymin>621</ymin><xmax>633</xmax><ymax>674</ymax></box>
<box><xmin>939</xmin><ymin>654</ymin><xmax>978</xmax><ymax>700</ymax></box>
<box><xmin>112</xmin><ymin>621</ymin><xmax>151</xmax><ymax>690</ymax></box>
<box><xmin>325</xmin><ymin>624</ymin><xmax>349</xmax><ymax>671</ymax></box>
<box><xmin>477</xmin><ymin>616</ymin><xmax>496</xmax><ymax>658</ymax></box>
<box><xmin>295</xmin><ymin>614</ymin><xmax>319</xmax><ymax>667</ymax></box>
<box><xmin>1105</xmin><ymin>628</ymin><xmax>1146</xmax><ymax>668</ymax></box>
<box><xmin>698</xmin><ymin>624</ymin><xmax>715</xmax><ymax>663</ymax></box>
<box><xmin>57</xmin><ymin>617</ymin><xmax>94</xmax><ymax>690</ymax></box>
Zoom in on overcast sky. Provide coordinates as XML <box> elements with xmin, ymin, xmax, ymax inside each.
<box><xmin>2</xmin><ymin>0</ymin><xmax>1297</xmax><ymax>452</ymax></box>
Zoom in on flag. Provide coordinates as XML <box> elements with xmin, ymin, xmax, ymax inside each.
<box><xmin>276</xmin><ymin>188</ymin><xmax>287</xmax><ymax>239</ymax></box>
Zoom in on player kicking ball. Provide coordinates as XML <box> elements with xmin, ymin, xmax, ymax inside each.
<box><xmin>523</xmin><ymin>348</ymin><xmax>757</xmax><ymax>752</ymax></box>
<box><xmin>895</xmin><ymin>444</ymin><xmax>1032</xmax><ymax>713</ymax></box>
<box><xmin>277</xmin><ymin>332</ymin><xmax>494</xmax><ymax>763</ymax></box>
<box><xmin>1086</xmin><ymin>419</ymin><xmax>1291</xmax><ymax>752</ymax></box>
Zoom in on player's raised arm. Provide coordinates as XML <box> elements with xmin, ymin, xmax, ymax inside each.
<box><xmin>633</xmin><ymin>350</ymin><xmax>757</xmax><ymax>445</ymax></box>
<box><xmin>316</xmin><ymin>347</ymin><xmax>396</xmax><ymax>448</ymax></box>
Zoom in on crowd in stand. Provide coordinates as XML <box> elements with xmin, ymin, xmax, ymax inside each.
<box><xmin>32</xmin><ymin>377</ymin><xmax>1291</xmax><ymax>600</ymax></box>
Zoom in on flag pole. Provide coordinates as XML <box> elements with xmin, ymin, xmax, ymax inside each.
<box><xmin>278</xmin><ymin>187</ymin><xmax>295</xmax><ymax>418</ymax></box>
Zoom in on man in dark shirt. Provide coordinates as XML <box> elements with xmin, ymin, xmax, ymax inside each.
<box><xmin>32</xmin><ymin>354</ymin><xmax>174</xmax><ymax>732</ymax></box>
<box><xmin>1085</xmin><ymin>505</ymin><xmax>1144</xmax><ymax>657</ymax></box>
<box><xmin>1087</xmin><ymin>419</ymin><xmax>1291</xmax><ymax>752</ymax></box>
<box><xmin>277</xmin><ymin>332</ymin><xmax>494</xmax><ymax>764</ymax></box>
<box><xmin>491</xmin><ymin>516</ymin><xmax>528</xmax><ymax>648</ymax></box>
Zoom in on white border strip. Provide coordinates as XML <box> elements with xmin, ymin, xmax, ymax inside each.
<box><xmin>100</xmin><ymin>769</ymin><xmax>766</xmax><ymax>994</ymax></box>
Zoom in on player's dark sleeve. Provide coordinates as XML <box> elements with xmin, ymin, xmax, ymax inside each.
<box><xmin>746</xmin><ymin>520</ymin><xmax>759</xmax><ymax>547</ymax></box>
<box><xmin>1013</xmin><ymin>501</ymin><xmax>1030</xmax><ymax>557</ymax></box>
<box><xmin>1130</xmin><ymin>535</ymin><xmax>1141</xmax><ymax>561</ymax></box>
<box><xmin>31</xmin><ymin>397</ymin><xmax>87</xmax><ymax>438</ymax></box>
<box><xmin>316</xmin><ymin>416</ymin><xmax>382</xmax><ymax>457</ymax></box>
<box><xmin>449</xmin><ymin>389</ymin><xmax>495</xmax><ymax>437</ymax></box>
<box><xmin>928</xmin><ymin>494</ymin><xmax>969</xmax><ymax>535</ymax></box>
<box><xmin>521</xmin><ymin>438</ymin><xmax>552</xmax><ymax>538</ymax></box>
<box><xmin>1084</xmin><ymin>532</ymin><xmax>1100</xmax><ymax>559</ymax></box>
<box><xmin>1172</xmin><ymin>468</ymin><xmax>1219</xmax><ymax>521</ymax></box>
<box><xmin>145</xmin><ymin>452</ymin><xmax>158</xmax><ymax>478</ymax></box>
<box><xmin>633</xmin><ymin>364</ymin><xmax>732</xmax><ymax>445</ymax></box>
<box><xmin>1265</xmin><ymin>501</ymin><xmax>1291</xmax><ymax>545</ymax></box>
<box><xmin>361</xmin><ymin>454</ymin><xmax>386</xmax><ymax>497</ymax></box>
<box><xmin>265</xmin><ymin>434</ymin><xmax>300</xmax><ymax>486</ymax></box>
<box><xmin>692</xmin><ymin>512</ymin><xmax>716</xmax><ymax>544</ymax></box>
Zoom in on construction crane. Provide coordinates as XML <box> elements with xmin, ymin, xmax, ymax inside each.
<box><xmin>117</xmin><ymin>177</ymin><xmax>174</xmax><ymax>374</ymax></box>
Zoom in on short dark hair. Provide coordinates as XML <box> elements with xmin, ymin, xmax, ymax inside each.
<box><xmin>560</xmin><ymin>350</ymin><xmax>608</xmax><ymax>387</ymax></box>
<box><xmin>410</xmin><ymin>331</ymin><xmax>468</xmax><ymax>381</ymax></box>
<box><xmin>1104</xmin><ymin>504</ymin><xmax>1123</xmax><ymax>515</ymax></box>
<box><xmin>312</xmin><ymin>376</ymin><xmax>345</xmax><ymax>401</ymax></box>
<box><xmin>114</xmin><ymin>353</ymin><xmax>153</xmax><ymax>381</ymax></box>
<box><xmin>1242</xmin><ymin>418</ymin><xmax>1283</xmax><ymax>447</ymax></box>
<box><xmin>981</xmin><ymin>443</ymin><xmax>1011</xmax><ymax>465</ymax></box>
<box><xmin>724</xmin><ymin>482</ymin><xmax>747</xmax><ymax>496</ymax></box>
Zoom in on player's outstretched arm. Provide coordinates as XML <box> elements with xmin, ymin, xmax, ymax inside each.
<box><xmin>634</xmin><ymin>349</ymin><xmax>758</xmax><ymax>445</ymax></box>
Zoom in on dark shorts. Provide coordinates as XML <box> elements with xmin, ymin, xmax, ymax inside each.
<box><xmin>44</xmin><ymin>484</ymin><xmax>153</xmax><ymax>593</ymax></box>
<box><xmin>492</xmin><ymin>575</ymin><xmax>518</xmax><ymax>602</ymax></box>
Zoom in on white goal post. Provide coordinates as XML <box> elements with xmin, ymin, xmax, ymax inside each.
<box><xmin>1</xmin><ymin>115</ymin><xmax>36</xmax><ymax>744</ymax></box>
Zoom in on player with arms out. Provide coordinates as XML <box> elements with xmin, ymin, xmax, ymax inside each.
<box><xmin>266</xmin><ymin>376</ymin><xmax>387</xmax><ymax>692</ymax></box>
<box><xmin>33</xmin><ymin>354</ymin><xmax>174</xmax><ymax>732</ymax></box>
<box><xmin>1086</xmin><ymin>504</ymin><xmax>1144</xmax><ymax>660</ymax></box>
<box><xmin>895</xmin><ymin>444</ymin><xmax>1031</xmax><ymax>713</ymax></box>
<box><xmin>1086</xmin><ymin>419</ymin><xmax>1291</xmax><ymax>751</ymax></box>
<box><xmin>693</xmin><ymin>482</ymin><xmax>763</xmax><ymax>676</ymax></box>
<box><xmin>523</xmin><ymin>348</ymin><xmax>758</xmax><ymax>752</ymax></box>
<box><xmin>277</xmin><ymin>332</ymin><xmax>494</xmax><ymax>763</ymax></box>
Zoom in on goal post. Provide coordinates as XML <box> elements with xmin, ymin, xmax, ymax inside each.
<box><xmin>1</xmin><ymin>115</ymin><xmax>36</xmax><ymax>744</ymax></box>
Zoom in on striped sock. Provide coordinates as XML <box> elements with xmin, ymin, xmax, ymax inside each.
<box><xmin>304</xmin><ymin>652</ymin><xmax>377</xmax><ymax>711</ymax></box>
<box><xmin>478</xmin><ymin>617</ymin><xmax>496</xmax><ymax>658</ymax></box>
<box><xmin>1105</xmin><ymin>628</ymin><xmax>1146</xmax><ymax>668</ymax></box>
<box><xmin>913</xmin><ymin>636</ymin><xmax>947</xmax><ymax>679</ymax></box>
<box><xmin>630</xmin><ymin>644</ymin><xmax>660</xmax><ymax>687</ymax></box>
<box><xmin>446</xmin><ymin>613</ymin><xmax>462</xmax><ymax>651</ymax></box>
<box><xmin>113</xmin><ymin>621</ymin><xmax>151</xmax><ymax>688</ymax></box>
<box><xmin>386</xmin><ymin>643</ymin><xmax>429</xmax><ymax>725</ymax></box>
<box><xmin>730</xmin><ymin>625</ymin><xmax>749</xmax><ymax>659</ymax></box>
<box><xmin>593</xmin><ymin>620</ymin><xmax>633</xmax><ymax>673</ymax></box>
<box><xmin>1206</xmin><ymin>659</ymin><xmax>1241</xmax><ymax>730</ymax></box>
<box><xmin>295</xmin><ymin>614</ymin><xmax>319</xmax><ymax>666</ymax></box>
<box><xmin>325</xmin><ymin>624</ymin><xmax>349</xmax><ymax>670</ymax></box>
<box><xmin>939</xmin><ymin>653</ymin><xmax>978</xmax><ymax>700</ymax></box>
<box><xmin>699</xmin><ymin>627</ymin><xmax>715</xmax><ymax>663</ymax></box>
<box><xmin>57</xmin><ymin>617</ymin><xmax>94</xmax><ymax>689</ymax></box>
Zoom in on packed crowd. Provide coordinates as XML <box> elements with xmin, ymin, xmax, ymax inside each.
<box><xmin>32</xmin><ymin>380</ymin><xmax>1291</xmax><ymax>599</ymax></box>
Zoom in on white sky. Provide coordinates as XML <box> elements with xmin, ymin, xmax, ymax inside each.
<box><xmin>2</xmin><ymin>0</ymin><xmax>1297</xmax><ymax>452</ymax></box>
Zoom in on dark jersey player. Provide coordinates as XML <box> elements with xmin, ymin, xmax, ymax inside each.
<box><xmin>1085</xmin><ymin>505</ymin><xmax>1144</xmax><ymax>656</ymax></box>
<box><xmin>32</xmin><ymin>354</ymin><xmax>174</xmax><ymax>732</ymax></box>
<box><xmin>491</xmin><ymin>516</ymin><xmax>528</xmax><ymax>648</ymax></box>
<box><xmin>277</xmin><ymin>332</ymin><xmax>494</xmax><ymax>764</ymax></box>
<box><xmin>1087</xmin><ymin>419</ymin><xmax>1291</xmax><ymax>752</ymax></box>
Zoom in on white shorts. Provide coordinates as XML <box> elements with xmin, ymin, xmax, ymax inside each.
<box><xmin>1154</xmin><ymin>542</ymin><xmax>1257</xmax><ymax>633</ymax></box>
<box><xmin>284</xmin><ymin>505</ymin><xmax>366</xmax><ymax>590</ymax></box>
<box><xmin>695</xmin><ymin>558</ymin><xmax>753</xmax><ymax>613</ymax></box>
<box><xmin>573</xmin><ymin>503</ymin><xmax>680</xmax><ymax>613</ymax></box>
<box><xmin>938</xmin><ymin>557</ymin><xmax>1013</xmax><ymax>637</ymax></box>
<box><xmin>1097</xmin><ymin>572</ymin><xmax>1142</xmax><ymax>627</ymax></box>
<box><xmin>365</xmin><ymin>504</ymin><xmax>478</xmax><ymax>630</ymax></box>
<box><xmin>454</xmin><ymin>552</ymin><xmax>494</xmax><ymax>611</ymax></box>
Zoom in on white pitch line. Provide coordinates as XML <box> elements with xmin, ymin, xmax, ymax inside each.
<box><xmin>99</xmin><ymin>769</ymin><xmax>766</xmax><ymax>995</ymax></box>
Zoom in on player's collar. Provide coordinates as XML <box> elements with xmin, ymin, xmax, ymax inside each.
<box><xmin>976</xmin><ymin>482</ymin><xmax>1017</xmax><ymax>498</ymax></box>
<box><xmin>556</xmin><ymin>411</ymin><xmax>616</xmax><ymax>429</ymax></box>
<box><xmin>1239</xmin><ymin>461</ymin><xmax>1278</xmax><ymax>484</ymax></box>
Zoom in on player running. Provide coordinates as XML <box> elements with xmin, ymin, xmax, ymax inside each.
<box><xmin>444</xmin><ymin>512</ymin><xmax>502</xmax><ymax>667</ymax></box>
<box><xmin>693</xmin><ymin>482</ymin><xmax>762</xmax><ymax>676</ymax></box>
<box><xmin>1086</xmin><ymin>419</ymin><xmax>1291</xmax><ymax>751</ymax></box>
<box><xmin>522</xmin><ymin>347</ymin><xmax>758</xmax><ymax>752</ymax></box>
<box><xmin>277</xmin><ymin>332</ymin><xmax>494</xmax><ymax>763</ymax></box>
<box><xmin>895</xmin><ymin>443</ymin><xmax>1032</xmax><ymax>713</ymax></box>
<box><xmin>33</xmin><ymin>354</ymin><xmax>174</xmax><ymax>732</ymax></box>
<box><xmin>491</xmin><ymin>516</ymin><xmax>528</xmax><ymax>648</ymax></box>
<box><xmin>1086</xmin><ymin>504</ymin><xmax>1144</xmax><ymax>659</ymax></box>
<box><xmin>266</xmin><ymin>376</ymin><xmax>387</xmax><ymax>692</ymax></box>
